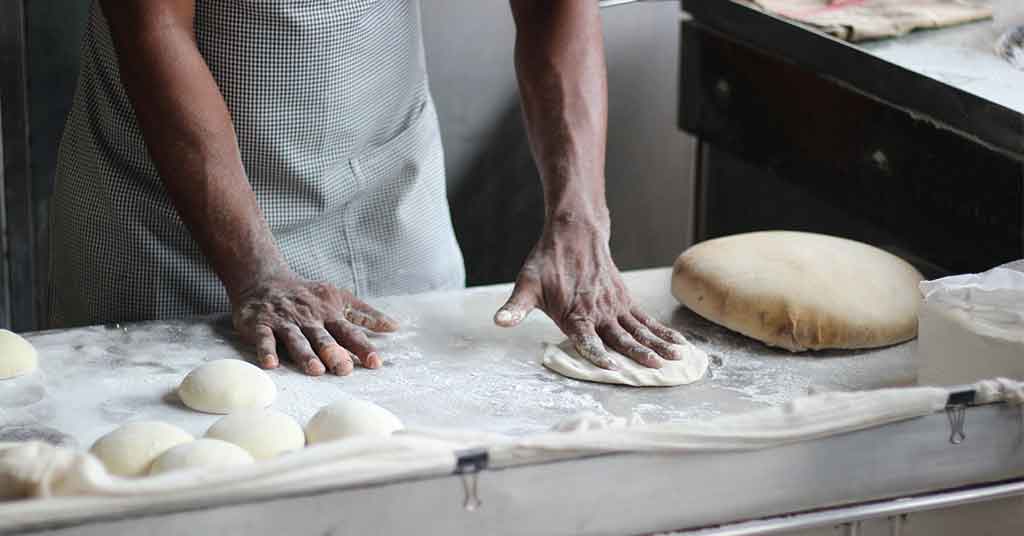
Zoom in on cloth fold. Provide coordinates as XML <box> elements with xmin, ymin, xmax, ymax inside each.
<box><xmin>4</xmin><ymin>379</ymin><xmax>1023</xmax><ymax>531</ymax></box>
<box><xmin>747</xmin><ymin>0</ymin><xmax>993</xmax><ymax>42</ymax></box>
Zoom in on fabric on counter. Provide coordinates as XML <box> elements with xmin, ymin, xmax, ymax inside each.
<box><xmin>747</xmin><ymin>0</ymin><xmax>993</xmax><ymax>42</ymax></box>
<box><xmin>975</xmin><ymin>377</ymin><xmax>1024</xmax><ymax>405</ymax></box>
<box><xmin>0</xmin><ymin>436</ymin><xmax>461</xmax><ymax>528</ymax></box>
<box><xmin>6</xmin><ymin>380</ymin><xmax>1024</xmax><ymax>530</ymax></box>
<box><xmin>486</xmin><ymin>385</ymin><xmax>951</xmax><ymax>466</ymax></box>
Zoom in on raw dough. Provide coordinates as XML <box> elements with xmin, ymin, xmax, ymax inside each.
<box><xmin>305</xmin><ymin>399</ymin><xmax>404</xmax><ymax>445</ymax></box>
<box><xmin>178</xmin><ymin>359</ymin><xmax>276</xmax><ymax>414</ymax></box>
<box><xmin>89</xmin><ymin>421</ymin><xmax>193</xmax><ymax>477</ymax></box>
<box><xmin>672</xmin><ymin>231</ymin><xmax>924</xmax><ymax>352</ymax></box>
<box><xmin>148</xmin><ymin>438</ymin><xmax>253</xmax><ymax>475</ymax></box>
<box><xmin>205</xmin><ymin>409</ymin><xmax>305</xmax><ymax>460</ymax></box>
<box><xmin>0</xmin><ymin>329</ymin><xmax>38</xmax><ymax>379</ymax></box>
<box><xmin>542</xmin><ymin>341</ymin><xmax>709</xmax><ymax>387</ymax></box>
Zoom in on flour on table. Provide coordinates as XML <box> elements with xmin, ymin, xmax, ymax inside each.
<box><xmin>542</xmin><ymin>340</ymin><xmax>709</xmax><ymax>387</ymax></box>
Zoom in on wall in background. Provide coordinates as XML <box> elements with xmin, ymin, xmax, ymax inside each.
<box><xmin>26</xmin><ymin>0</ymin><xmax>92</xmax><ymax>327</ymax></box>
<box><xmin>422</xmin><ymin>1</ymin><xmax>695</xmax><ymax>285</ymax></box>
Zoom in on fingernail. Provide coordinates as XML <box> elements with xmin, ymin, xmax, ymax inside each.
<box><xmin>260</xmin><ymin>354</ymin><xmax>277</xmax><ymax>368</ymax></box>
<box><xmin>496</xmin><ymin>309</ymin><xmax>519</xmax><ymax>325</ymax></box>
<box><xmin>305</xmin><ymin>360</ymin><xmax>326</xmax><ymax>376</ymax></box>
<box><xmin>364</xmin><ymin>352</ymin><xmax>382</xmax><ymax>369</ymax></box>
<box><xmin>667</xmin><ymin>345</ymin><xmax>687</xmax><ymax>359</ymax></box>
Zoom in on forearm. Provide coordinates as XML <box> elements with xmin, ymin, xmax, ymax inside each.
<box><xmin>102</xmin><ymin>2</ymin><xmax>285</xmax><ymax>301</ymax></box>
<box><xmin>510</xmin><ymin>0</ymin><xmax>609</xmax><ymax>227</ymax></box>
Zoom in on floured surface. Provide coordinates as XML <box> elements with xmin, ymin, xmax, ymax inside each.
<box><xmin>859</xmin><ymin>0</ymin><xmax>1024</xmax><ymax>114</ymax></box>
<box><xmin>542</xmin><ymin>341</ymin><xmax>708</xmax><ymax>387</ymax></box>
<box><xmin>0</xmin><ymin>269</ymin><xmax>916</xmax><ymax>447</ymax></box>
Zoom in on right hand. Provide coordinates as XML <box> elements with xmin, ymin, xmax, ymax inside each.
<box><xmin>231</xmin><ymin>272</ymin><xmax>398</xmax><ymax>376</ymax></box>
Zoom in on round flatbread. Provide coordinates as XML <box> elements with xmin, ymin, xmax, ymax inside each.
<box><xmin>672</xmin><ymin>231</ymin><xmax>923</xmax><ymax>352</ymax></box>
<box><xmin>542</xmin><ymin>341</ymin><xmax>708</xmax><ymax>387</ymax></box>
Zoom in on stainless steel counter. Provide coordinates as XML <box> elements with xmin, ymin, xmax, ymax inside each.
<box><xmin>6</xmin><ymin>269</ymin><xmax>1024</xmax><ymax>536</ymax></box>
<box><xmin>0</xmin><ymin>268</ymin><xmax>915</xmax><ymax>450</ymax></box>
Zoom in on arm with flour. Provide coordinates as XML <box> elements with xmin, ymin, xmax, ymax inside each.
<box><xmin>100</xmin><ymin>1</ymin><xmax>396</xmax><ymax>376</ymax></box>
<box><xmin>496</xmin><ymin>1</ymin><xmax>692</xmax><ymax>369</ymax></box>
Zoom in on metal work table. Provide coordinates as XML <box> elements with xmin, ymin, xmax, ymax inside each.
<box><xmin>682</xmin><ymin>0</ymin><xmax>1024</xmax><ymax>156</ymax></box>
<box><xmin>3</xmin><ymin>269</ymin><xmax>1024</xmax><ymax>535</ymax></box>
<box><xmin>1</xmin><ymin>268</ymin><xmax>913</xmax><ymax>448</ymax></box>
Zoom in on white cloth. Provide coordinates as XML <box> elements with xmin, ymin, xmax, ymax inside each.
<box><xmin>8</xmin><ymin>381</ymin><xmax>1022</xmax><ymax>531</ymax></box>
<box><xmin>974</xmin><ymin>378</ymin><xmax>1024</xmax><ymax>405</ymax></box>
<box><xmin>917</xmin><ymin>261</ymin><xmax>1024</xmax><ymax>385</ymax></box>
<box><xmin>919</xmin><ymin>260</ymin><xmax>1024</xmax><ymax>337</ymax></box>
<box><xmin>0</xmin><ymin>436</ymin><xmax>460</xmax><ymax>528</ymax></box>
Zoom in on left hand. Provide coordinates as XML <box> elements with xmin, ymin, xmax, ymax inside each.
<box><xmin>493</xmin><ymin>217</ymin><xmax>691</xmax><ymax>369</ymax></box>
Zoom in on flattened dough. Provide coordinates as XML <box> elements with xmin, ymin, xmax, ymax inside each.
<box><xmin>542</xmin><ymin>341</ymin><xmax>709</xmax><ymax>387</ymax></box>
<box><xmin>178</xmin><ymin>359</ymin><xmax>276</xmax><ymax>414</ymax></box>
<box><xmin>672</xmin><ymin>231</ymin><xmax>924</xmax><ymax>352</ymax></box>
<box><xmin>0</xmin><ymin>329</ymin><xmax>38</xmax><ymax>379</ymax></box>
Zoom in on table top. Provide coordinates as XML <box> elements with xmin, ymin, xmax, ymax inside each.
<box><xmin>0</xmin><ymin>268</ymin><xmax>916</xmax><ymax>450</ymax></box>
<box><xmin>681</xmin><ymin>0</ymin><xmax>1024</xmax><ymax>159</ymax></box>
<box><xmin>860</xmin><ymin>0</ymin><xmax>1024</xmax><ymax>114</ymax></box>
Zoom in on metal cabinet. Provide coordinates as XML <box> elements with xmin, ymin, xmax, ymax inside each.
<box><xmin>679</xmin><ymin>0</ymin><xmax>1024</xmax><ymax>276</ymax></box>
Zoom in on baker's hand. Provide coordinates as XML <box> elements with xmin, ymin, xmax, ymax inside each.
<box><xmin>232</xmin><ymin>272</ymin><xmax>398</xmax><ymax>376</ymax></box>
<box><xmin>494</xmin><ymin>217</ymin><xmax>690</xmax><ymax>369</ymax></box>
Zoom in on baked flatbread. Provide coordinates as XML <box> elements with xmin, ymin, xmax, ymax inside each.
<box><xmin>672</xmin><ymin>231</ymin><xmax>923</xmax><ymax>352</ymax></box>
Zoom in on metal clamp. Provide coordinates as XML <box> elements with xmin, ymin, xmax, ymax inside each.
<box><xmin>454</xmin><ymin>448</ymin><xmax>489</xmax><ymax>512</ymax></box>
<box><xmin>945</xmin><ymin>389</ymin><xmax>976</xmax><ymax>445</ymax></box>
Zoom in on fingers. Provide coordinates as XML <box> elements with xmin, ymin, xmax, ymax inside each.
<box><xmin>250</xmin><ymin>325</ymin><xmax>279</xmax><ymax>369</ymax></box>
<box><xmin>566</xmin><ymin>320</ymin><xmax>618</xmax><ymax>370</ymax></box>
<box><xmin>302</xmin><ymin>326</ymin><xmax>355</xmax><ymax>376</ymax></box>
<box><xmin>598</xmin><ymin>324</ymin><xmax>662</xmax><ymax>369</ymax></box>
<box><xmin>619</xmin><ymin>315</ymin><xmax>687</xmax><ymax>361</ymax></box>
<box><xmin>630</xmin><ymin>307</ymin><xmax>689</xmax><ymax>346</ymax></box>
<box><xmin>325</xmin><ymin>319</ymin><xmax>382</xmax><ymax>370</ymax></box>
<box><xmin>494</xmin><ymin>279</ymin><xmax>539</xmax><ymax>327</ymax></box>
<box><xmin>275</xmin><ymin>326</ymin><xmax>327</xmax><ymax>376</ymax></box>
<box><xmin>346</xmin><ymin>300</ymin><xmax>399</xmax><ymax>333</ymax></box>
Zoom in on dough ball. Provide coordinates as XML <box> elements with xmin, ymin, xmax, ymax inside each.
<box><xmin>148</xmin><ymin>438</ymin><xmax>253</xmax><ymax>476</ymax></box>
<box><xmin>0</xmin><ymin>329</ymin><xmax>38</xmax><ymax>379</ymax></box>
<box><xmin>178</xmin><ymin>359</ymin><xmax>276</xmax><ymax>414</ymax></box>
<box><xmin>305</xmin><ymin>399</ymin><xmax>403</xmax><ymax>445</ymax></box>
<box><xmin>205</xmin><ymin>409</ymin><xmax>305</xmax><ymax>460</ymax></box>
<box><xmin>672</xmin><ymin>231</ymin><xmax>924</xmax><ymax>352</ymax></box>
<box><xmin>89</xmin><ymin>421</ymin><xmax>193</xmax><ymax>477</ymax></box>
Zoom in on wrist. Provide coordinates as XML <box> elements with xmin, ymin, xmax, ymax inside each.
<box><xmin>223</xmin><ymin>256</ymin><xmax>291</xmax><ymax>305</ymax></box>
<box><xmin>545</xmin><ymin>201</ymin><xmax>610</xmax><ymax>236</ymax></box>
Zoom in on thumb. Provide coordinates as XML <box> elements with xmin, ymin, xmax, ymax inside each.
<box><xmin>494</xmin><ymin>281</ymin><xmax>538</xmax><ymax>328</ymax></box>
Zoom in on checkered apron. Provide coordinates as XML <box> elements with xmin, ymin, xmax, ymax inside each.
<box><xmin>49</xmin><ymin>1</ymin><xmax>465</xmax><ymax>328</ymax></box>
